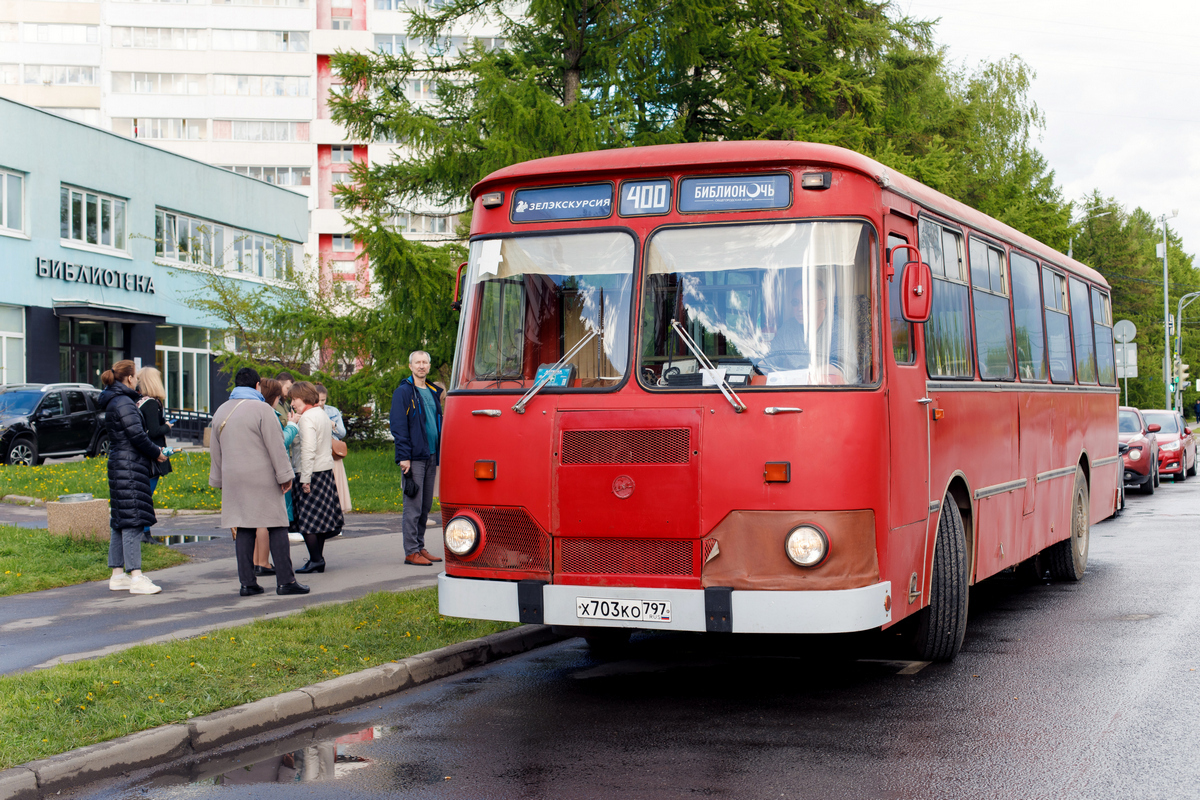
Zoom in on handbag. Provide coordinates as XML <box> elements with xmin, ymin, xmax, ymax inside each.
<box><xmin>403</xmin><ymin>468</ymin><xmax>419</xmax><ymax>498</ymax></box>
<box><xmin>152</xmin><ymin>455</ymin><xmax>173</xmax><ymax>477</ymax></box>
<box><xmin>331</xmin><ymin>438</ymin><xmax>348</xmax><ymax>460</ymax></box>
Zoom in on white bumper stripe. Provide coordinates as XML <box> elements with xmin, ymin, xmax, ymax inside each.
<box><xmin>438</xmin><ymin>574</ymin><xmax>892</xmax><ymax>634</ymax></box>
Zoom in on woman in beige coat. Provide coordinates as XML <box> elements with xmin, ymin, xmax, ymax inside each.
<box><xmin>289</xmin><ymin>381</ymin><xmax>344</xmax><ymax>573</ymax></box>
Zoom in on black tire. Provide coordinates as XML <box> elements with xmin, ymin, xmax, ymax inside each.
<box><xmin>911</xmin><ymin>496</ymin><xmax>970</xmax><ymax>662</ymax></box>
<box><xmin>1048</xmin><ymin>466</ymin><xmax>1089</xmax><ymax>581</ymax></box>
<box><xmin>1141</xmin><ymin>468</ymin><xmax>1155</xmax><ymax>495</ymax></box>
<box><xmin>1188</xmin><ymin>457</ymin><xmax>1197</xmax><ymax>477</ymax></box>
<box><xmin>1176</xmin><ymin>466</ymin><xmax>1186</xmax><ymax>483</ymax></box>
<box><xmin>88</xmin><ymin>433</ymin><xmax>110</xmax><ymax>459</ymax></box>
<box><xmin>6</xmin><ymin>436</ymin><xmax>37</xmax><ymax>466</ymax></box>
<box><xmin>1153</xmin><ymin>463</ymin><xmax>1160</xmax><ymax>488</ymax></box>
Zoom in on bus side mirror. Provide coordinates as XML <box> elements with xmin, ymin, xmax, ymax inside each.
<box><xmin>893</xmin><ymin>245</ymin><xmax>932</xmax><ymax>323</ymax></box>
<box><xmin>451</xmin><ymin>261</ymin><xmax>467</xmax><ymax>312</ymax></box>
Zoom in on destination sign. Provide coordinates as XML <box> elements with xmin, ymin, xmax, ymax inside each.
<box><xmin>679</xmin><ymin>174</ymin><xmax>791</xmax><ymax>213</ymax></box>
<box><xmin>619</xmin><ymin>179</ymin><xmax>673</xmax><ymax>217</ymax></box>
<box><xmin>511</xmin><ymin>184</ymin><xmax>613</xmax><ymax>223</ymax></box>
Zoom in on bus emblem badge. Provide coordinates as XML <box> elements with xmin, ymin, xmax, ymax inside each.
<box><xmin>612</xmin><ymin>475</ymin><xmax>636</xmax><ymax>499</ymax></box>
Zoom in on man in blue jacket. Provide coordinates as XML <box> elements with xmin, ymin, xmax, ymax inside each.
<box><xmin>390</xmin><ymin>350</ymin><xmax>444</xmax><ymax>566</ymax></box>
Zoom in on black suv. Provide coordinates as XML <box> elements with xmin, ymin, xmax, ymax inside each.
<box><xmin>0</xmin><ymin>383</ymin><xmax>110</xmax><ymax>465</ymax></box>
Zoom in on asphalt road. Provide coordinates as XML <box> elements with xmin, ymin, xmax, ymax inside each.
<box><xmin>66</xmin><ymin>478</ymin><xmax>1200</xmax><ymax>799</ymax></box>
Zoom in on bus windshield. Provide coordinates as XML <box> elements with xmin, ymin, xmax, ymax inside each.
<box><xmin>453</xmin><ymin>231</ymin><xmax>635</xmax><ymax>390</ymax></box>
<box><xmin>640</xmin><ymin>221</ymin><xmax>875</xmax><ymax>388</ymax></box>
<box><xmin>1141</xmin><ymin>410</ymin><xmax>1179</xmax><ymax>434</ymax></box>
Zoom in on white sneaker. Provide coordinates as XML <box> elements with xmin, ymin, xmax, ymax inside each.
<box><xmin>129</xmin><ymin>575</ymin><xmax>162</xmax><ymax>595</ymax></box>
<box><xmin>288</xmin><ymin>532</ymin><xmax>304</xmax><ymax>543</ymax></box>
<box><xmin>109</xmin><ymin>573</ymin><xmax>131</xmax><ymax>591</ymax></box>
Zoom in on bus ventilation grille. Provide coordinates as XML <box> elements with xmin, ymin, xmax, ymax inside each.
<box><xmin>558</xmin><ymin>538</ymin><xmax>694</xmax><ymax>576</ymax></box>
<box><xmin>561</xmin><ymin>429</ymin><xmax>691</xmax><ymax>465</ymax></box>
<box><xmin>441</xmin><ymin>505</ymin><xmax>551</xmax><ymax>574</ymax></box>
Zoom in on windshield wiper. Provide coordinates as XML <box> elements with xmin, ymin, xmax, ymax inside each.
<box><xmin>670</xmin><ymin>319</ymin><xmax>747</xmax><ymax>413</ymax></box>
<box><xmin>511</xmin><ymin>329</ymin><xmax>598</xmax><ymax>415</ymax></box>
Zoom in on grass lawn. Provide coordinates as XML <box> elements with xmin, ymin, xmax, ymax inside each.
<box><xmin>0</xmin><ymin>448</ymin><xmax>424</xmax><ymax>514</ymax></box>
<box><xmin>0</xmin><ymin>587</ymin><xmax>515</xmax><ymax>769</ymax></box>
<box><xmin>0</xmin><ymin>525</ymin><xmax>190</xmax><ymax>598</ymax></box>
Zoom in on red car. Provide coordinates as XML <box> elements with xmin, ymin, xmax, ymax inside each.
<box><xmin>1141</xmin><ymin>408</ymin><xmax>1197</xmax><ymax>483</ymax></box>
<box><xmin>1120</xmin><ymin>406</ymin><xmax>1160</xmax><ymax>494</ymax></box>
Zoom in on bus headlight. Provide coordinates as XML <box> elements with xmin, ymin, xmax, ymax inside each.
<box><xmin>445</xmin><ymin>516</ymin><xmax>480</xmax><ymax>557</ymax></box>
<box><xmin>785</xmin><ymin>525</ymin><xmax>828</xmax><ymax>568</ymax></box>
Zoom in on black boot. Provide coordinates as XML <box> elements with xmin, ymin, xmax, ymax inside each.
<box><xmin>296</xmin><ymin>559</ymin><xmax>325</xmax><ymax>574</ymax></box>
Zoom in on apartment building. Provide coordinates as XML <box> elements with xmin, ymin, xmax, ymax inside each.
<box><xmin>0</xmin><ymin>0</ymin><xmax>490</xmax><ymax>293</ymax></box>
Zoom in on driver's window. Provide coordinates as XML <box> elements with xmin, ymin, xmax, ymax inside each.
<box><xmin>39</xmin><ymin>392</ymin><xmax>64</xmax><ymax>418</ymax></box>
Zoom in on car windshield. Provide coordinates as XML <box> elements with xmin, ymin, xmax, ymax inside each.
<box><xmin>452</xmin><ymin>231</ymin><xmax>636</xmax><ymax>390</ymax></box>
<box><xmin>1141</xmin><ymin>411</ymin><xmax>1179</xmax><ymax>433</ymax></box>
<box><xmin>640</xmin><ymin>221</ymin><xmax>875</xmax><ymax>388</ymax></box>
<box><xmin>1118</xmin><ymin>411</ymin><xmax>1141</xmax><ymax>434</ymax></box>
<box><xmin>0</xmin><ymin>392</ymin><xmax>42</xmax><ymax>416</ymax></box>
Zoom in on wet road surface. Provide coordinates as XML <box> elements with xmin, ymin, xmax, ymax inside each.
<box><xmin>69</xmin><ymin>481</ymin><xmax>1200</xmax><ymax>799</ymax></box>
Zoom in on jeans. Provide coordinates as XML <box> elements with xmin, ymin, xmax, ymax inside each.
<box><xmin>143</xmin><ymin>476</ymin><xmax>159</xmax><ymax>535</ymax></box>
<box><xmin>402</xmin><ymin>458</ymin><xmax>437</xmax><ymax>556</ymax></box>
<box><xmin>108</xmin><ymin>527</ymin><xmax>143</xmax><ymax>571</ymax></box>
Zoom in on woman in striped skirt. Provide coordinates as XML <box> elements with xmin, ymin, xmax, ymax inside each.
<box><xmin>288</xmin><ymin>381</ymin><xmax>344</xmax><ymax>573</ymax></box>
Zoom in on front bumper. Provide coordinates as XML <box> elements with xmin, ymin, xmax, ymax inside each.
<box><xmin>438</xmin><ymin>573</ymin><xmax>893</xmax><ymax>634</ymax></box>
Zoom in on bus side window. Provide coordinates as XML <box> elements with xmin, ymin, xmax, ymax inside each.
<box><xmin>1091</xmin><ymin>286</ymin><xmax>1116</xmax><ymax>385</ymax></box>
<box><xmin>1010</xmin><ymin>252</ymin><xmax>1047</xmax><ymax>381</ymax></box>
<box><xmin>920</xmin><ymin>220</ymin><xmax>973</xmax><ymax>379</ymax></box>
<box><xmin>1042</xmin><ymin>267</ymin><xmax>1074</xmax><ymax>383</ymax></box>
<box><xmin>968</xmin><ymin>237</ymin><xmax>1014</xmax><ymax>380</ymax></box>
<box><xmin>887</xmin><ymin>233</ymin><xmax>914</xmax><ymax>364</ymax></box>
<box><xmin>1068</xmin><ymin>276</ymin><xmax>1098</xmax><ymax>384</ymax></box>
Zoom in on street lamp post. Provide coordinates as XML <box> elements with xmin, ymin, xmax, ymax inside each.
<box><xmin>1176</xmin><ymin>291</ymin><xmax>1200</xmax><ymax>414</ymax></box>
<box><xmin>1067</xmin><ymin>208</ymin><xmax>1112</xmax><ymax>259</ymax></box>
<box><xmin>1160</xmin><ymin>210</ymin><xmax>1179</xmax><ymax>410</ymax></box>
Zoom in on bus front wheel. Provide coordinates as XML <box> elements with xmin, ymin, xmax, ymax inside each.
<box><xmin>912</xmin><ymin>496</ymin><xmax>969</xmax><ymax>662</ymax></box>
<box><xmin>1047</xmin><ymin>467</ymin><xmax>1089</xmax><ymax>581</ymax></box>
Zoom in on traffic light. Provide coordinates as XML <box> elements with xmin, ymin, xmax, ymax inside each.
<box><xmin>1182</xmin><ymin>363</ymin><xmax>1191</xmax><ymax>386</ymax></box>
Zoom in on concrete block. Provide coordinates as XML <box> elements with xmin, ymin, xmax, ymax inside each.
<box><xmin>0</xmin><ymin>768</ymin><xmax>38</xmax><ymax>800</ymax></box>
<box><xmin>376</xmin><ymin>661</ymin><xmax>413</xmax><ymax>693</ymax></box>
<box><xmin>189</xmin><ymin>691</ymin><xmax>314</xmax><ymax>752</ymax></box>
<box><xmin>28</xmin><ymin>724</ymin><xmax>190</xmax><ymax>792</ymax></box>
<box><xmin>45</xmin><ymin>499</ymin><xmax>110</xmax><ymax>541</ymax></box>
<box><xmin>300</xmin><ymin>666</ymin><xmax>395</xmax><ymax>713</ymax></box>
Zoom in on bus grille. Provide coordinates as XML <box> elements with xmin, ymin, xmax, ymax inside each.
<box><xmin>558</xmin><ymin>538</ymin><xmax>695</xmax><ymax>576</ymax></box>
<box><xmin>561</xmin><ymin>429</ymin><xmax>691</xmax><ymax>465</ymax></box>
<box><xmin>441</xmin><ymin>505</ymin><xmax>551</xmax><ymax>574</ymax></box>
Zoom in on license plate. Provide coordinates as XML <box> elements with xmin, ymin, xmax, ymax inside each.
<box><xmin>576</xmin><ymin>597</ymin><xmax>671</xmax><ymax>623</ymax></box>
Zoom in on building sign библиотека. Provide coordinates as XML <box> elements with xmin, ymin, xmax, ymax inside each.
<box><xmin>35</xmin><ymin>257</ymin><xmax>156</xmax><ymax>294</ymax></box>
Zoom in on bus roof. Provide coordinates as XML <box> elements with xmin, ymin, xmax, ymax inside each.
<box><xmin>471</xmin><ymin>141</ymin><xmax>1108</xmax><ymax>289</ymax></box>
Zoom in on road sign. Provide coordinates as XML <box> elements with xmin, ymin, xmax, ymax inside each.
<box><xmin>1114</xmin><ymin>319</ymin><xmax>1137</xmax><ymax>343</ymax></box>
<box><xmin>1116</xmin><ymin>342</ymin><xmax>1139</xmax><ymax>378</ymax></box>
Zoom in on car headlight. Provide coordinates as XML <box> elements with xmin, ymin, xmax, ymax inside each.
<box><xmin>1162</xmin><ymin>441</ymin><xmax>1181</xmax><ymax>452</ymax></box>
<box><xmin>1129</xmin><ymin>448</ymin><xmax>1142</xmax><ymax>461</ymax></box>
<box><xmin>444</xmin><ymin>516</ymin><xmax>480</xmax><ymax>557</ymax></box>
<box><xmin>784</xmin><ymin>525</ymin><xmax>828</xmax><ymax>568</ymax></box>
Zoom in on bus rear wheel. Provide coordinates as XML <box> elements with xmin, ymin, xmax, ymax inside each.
<box><xmin>911</xmin><ymin>496</ymin><xmax>969</xmax><ymax>662</ymax></box>
<box><xmin>1047</xmin><ymin>466</ymin><xmax>1089</xmax><ymax>581</ymax></box>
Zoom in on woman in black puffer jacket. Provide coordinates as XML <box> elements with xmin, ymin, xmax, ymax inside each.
<box><xmin>97</xmin><ymin>360</ymin><xmax>168</xmax><ymax>596</ymax></box>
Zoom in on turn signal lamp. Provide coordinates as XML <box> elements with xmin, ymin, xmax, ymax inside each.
<box><xmin>445</xmin><ymin>516</ymin><xmax>481</xmax><ymax>557</ymax></box>
<box><xmin>785</xmin><ymin>525</ymin><xmax>828</xmax><ymax>568</ymax></box>
<box><xmin>480</xmin><ymin>191</ymin><xmax>504</xmax><ymax>208</ymax></box>
<box><xmin>800</xmin><ymin>172</ymin><xmax>832</xmax><ymax>190</ymax></box>
<box><xmin>764</xmin><ymin>462</ymin><xmax>791</xmax><ymax>483</ymax></box>
<box><xmin>931</xmin><ymin>408</ymin><xmax>945</xmax><ymax>421</ymax></box>
<box><xmin>474</xmin><ymin>460</ymin><xmax>496</xmax><ymax>480</ymax></box>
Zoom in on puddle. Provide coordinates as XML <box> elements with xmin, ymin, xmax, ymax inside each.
<box><xmin>154</xmin><ymin>534</ymin><xmax>223</xmax><ymax>546</ymax></box>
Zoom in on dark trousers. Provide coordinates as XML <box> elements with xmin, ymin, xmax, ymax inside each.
<box><xmin>402</xmin><ymin>458</ymin><xmax>437</xmax><ymax>555</ymax></box>
<box><xmin>235</xmin><ymin>526</ymin><xmax>295</xmax><ymax>587</ymax></box>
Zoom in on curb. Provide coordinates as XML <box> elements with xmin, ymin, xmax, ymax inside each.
<box><xmin>1</xmin><ymin>496</ymin><xmax>44</xmax><ymax>508</ymax></box>
<box><xmin>0</xmin><ymin>625</ymin><xmax>562</xmax><ymax>800</ymax></box>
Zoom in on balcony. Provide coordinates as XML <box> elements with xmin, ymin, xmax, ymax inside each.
<box><xmin>311</xmin><ymin>29</ymin><xmax>374</xmax><ymax>56</ymax></box>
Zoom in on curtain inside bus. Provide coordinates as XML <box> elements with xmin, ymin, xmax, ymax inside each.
<box><xmin>639</xmin><ymin>222</ymin><xmax>874</xmax><ymax>388</ymax></box>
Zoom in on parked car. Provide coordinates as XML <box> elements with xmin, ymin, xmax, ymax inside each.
<box><xmin>0</xmin><ymin>383</ymin><xmax>109</xmax><ymax>466</ymax></box>
<box><xmin>1119</xmin><ymin>406</ymin><xmax>1160</xmax><ymax>494</ymax></box>
<box><xmin>1141</xmin><ymin>408</ymin><xmax>1197</xmax><ymax>483</ymax></box>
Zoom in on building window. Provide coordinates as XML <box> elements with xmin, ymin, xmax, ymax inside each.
<box><xmin>331</xmin><ymin>234</ymin><xmax>355</xmax><ymax>253</ymax></box>
<box><xmin>155</xmin><ymin>326</ymin><xmax>212</xmax><ymax>412</ymax></box>
<box><xmin>111</xmin><ymin>73</ymin><xmax>205</xmax><ymax>95</ymax></box>
<box><xmin>111</xmin><ymin>27</ymin><xmax>204</xmax><ymax>49</ymax></box>
<box><xmin>23</xmin><ymin>65</ymin><xmax>98</xmax><ymax>86</ymax></box>
<box><xmin>221</xmin><ymin>165</ymin><xmax>311</xmax><ymax>186</ymax></box>
<box><xmin>408</xmin><ymin>79</ymin><xmax>434</xmax><ymax>100</ymax></box>
<box><xmin>0</xmin><ymin>24</ymin><xmax>17</xmax><ymax>43</ymax></box>
<box><xmin>330</xmin><ymin>18</ymin><xmax>353</xmax><ymax>30</ymax></box>
<box><xmin>1</xmin><ymin>169</ymin><xmax>24</xmax><ymax>234</ymax></box>
<box><xmin>60</xmin><ymin>185</ymin><xmax>127</xmax><ymax>252</ymax></box>
<box><xmin>0</xmin><ymin>306</ymin><xmax>24</xmax><ymax>385</ymax></box>
<box><xmin>0</xmin><ymin>64</ymin><xmax>18</xmax><ymax>85</ymax></box>
<box><xmin>393</xmin><ymin>212</ymin><xmax>453</xmax><ymax>235</ymax></box>
<box><xmin>210</xmin><ymin>29</ymin><xmax>308</xmax><ymax>51</ymax></box>
<box><xmin>375</xmin><ymin>34</ymin><xmax>406</xmax><ymax>53</ymax></box>
<box><xmin>155</xmin><ymin>208</ymin><xmax>302</xmax><ymax>280</ymax></box>
<box><xmin>211</xmin><ymin>74</ymin><xmax>309</xmax><ymax>97</ymax></box>
<box><xmin>331</xmin><ymin>145</ymin><xmax>354</xmax><ymax>163</ymax></box>
<box><xmin>212</xmin><ymin>0</ymin><xmax>309</xmax><ymax>7</ymax></box>
<box><xmin>24</xmin><ymin>24</ymin><xmax>98</xmax><ymax>43</ymax></box>
<box><xmin>212</xmin><ymin>120</ymin><xmax>309</xmax><ymax>142</ymax></box>
<box><xmin>58</xmin><ymin>319</ymin><xmax>125</xmax><ymax>388</ymax></box>
<box><xmin>111</xmin><ymin>118</ymin><xmax>206</xmax><ymax>140</ymax></box>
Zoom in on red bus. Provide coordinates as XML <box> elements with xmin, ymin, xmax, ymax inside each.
<box><xmin>437</xmin><ymin>141</ymin><xmax>1119</xmax><ymax>661</ymax></box>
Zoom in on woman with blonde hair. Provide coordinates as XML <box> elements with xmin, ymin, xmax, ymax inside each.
<box><xmin>289</xmin><ymin>381</ymin><xmax>343</xmax><ymax>572</ymax></box>
<box><xmin>135</xmin><ymin>366</ymin><xmax>173</xmax><ymax>543</ymax></box>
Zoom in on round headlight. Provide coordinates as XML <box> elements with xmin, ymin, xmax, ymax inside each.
<box><xmin>785</xmin><ymin>525</ymin><xmax>828</xmax><ymax>568</ymax></box>
<box><xmin>1129</xmin><ymin>449</ymin><xmax>1142</xmax><ymax>461</ymax></box>
<box><xmin>444</xmin><ymin>516</ymin><xmax>480</xmax><ymax>556</ymax></box>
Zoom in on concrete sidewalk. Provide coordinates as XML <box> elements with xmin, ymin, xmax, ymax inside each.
<box><xmin>0</xmin><ymin>506</ymin><xmax>445</xmax><ymax>675</ymax></box>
